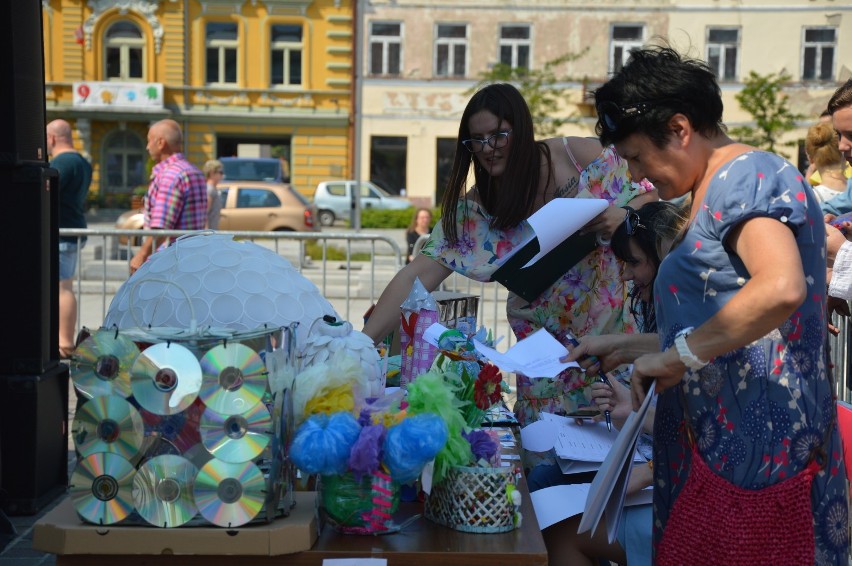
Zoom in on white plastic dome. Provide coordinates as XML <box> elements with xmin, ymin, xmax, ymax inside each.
<box><xmin>103</xmin><ymin>233</ymin><xmax>338</xmax><ymax>346</ymax></box>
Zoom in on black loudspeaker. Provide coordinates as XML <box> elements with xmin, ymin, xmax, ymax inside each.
<box><xmin>0</xmin><ymin>2</ymin><xmax>47</xmax><ymax>166</ymax></box>
<box><xmin>0</xmin><ymin>364</ymin><xmax>70</xmax><ymax>515</ymax></box>
<box><xmin>0</xmin><ymin>166</ymin><xmax>59</xmax><ymax>375</ymax></box>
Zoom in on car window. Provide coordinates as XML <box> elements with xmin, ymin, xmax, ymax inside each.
<box><xmin>221</xmin><ymin>159</ymin><xmax>281</xmax><ymax>182</ymax></box>
<box><xmin>325</xmin><ymin>183</ymin><xmax>346</xmax><ymax>197</ymax></box>
<box><xmin>236</xmin><ymin>188</ymin><xmax>280</xmax><ymax>208</ymax></box>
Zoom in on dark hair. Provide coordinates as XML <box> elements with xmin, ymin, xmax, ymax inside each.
<box><xmin>593</xmin><ymin>46</ymin><xmax>725</xmax><ymax>148</ymax></box>
<box><xmin>610</xmin><ymin>200</ymin><xmax>688</xmax><ymax>332</ymax></box>
<box><xmin>406</xmin><ymin>207</ymin><xmax>433</xmax><ymax>232</ymax></box>
<box><xmin>439</xmin><ymin>83</ymin><xmax>551</xmax><ymax>243</ymax></box>
<box><xmin>827</xmin><ymin>79</ymin><xmax>852</xmax><ymax>115</ymax></box>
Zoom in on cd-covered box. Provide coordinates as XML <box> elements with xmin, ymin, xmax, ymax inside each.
<box><xmin>64</xmin><ymin>325</ymin><xmax>298</xmax><ymax>529</ymax></box>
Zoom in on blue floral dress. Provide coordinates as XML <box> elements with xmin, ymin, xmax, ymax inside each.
<box><xmin>422</xmin><ymin>145</ymin><xmax>652</xmax><ymax>429</ymax></box>
<box><xmin>653</xmin><ymin>151</ymin><xmax>849</xmax><ymax>563</ymax></box>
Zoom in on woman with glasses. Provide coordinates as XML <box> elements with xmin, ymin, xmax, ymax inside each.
<box><xmin>202</xmin><ymin>159</ymin><xmax>224</xmax><ymax>230</ymax></box>
<box><xmin>364</xmin><ymin>82</ymin><xmax>656</xmax><ymax>432</ymax></box>
<box><xmin>574</xmin><ymin>46</ymin><xmax>847</xmax><ymax>563</ymax></box>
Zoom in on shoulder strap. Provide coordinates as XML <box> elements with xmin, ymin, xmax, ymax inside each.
<box><xmin>561</xmin><ymin>137</ymin><xmax>583</xmax><ymax>174</ymax></box>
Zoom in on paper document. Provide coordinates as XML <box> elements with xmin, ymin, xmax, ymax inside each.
<box><xmin>473</xmin><ymin>328</ymin><xmax>579</xmax><ymax>378</ymax></box>
<box><xmin>577</xmin><ymin>382</ymin><xmax>656</xmax><ymax>543</ymax></box>
<box><xmin>497</xmin><ymin>198</ymin><xmax>609</xmax><ymax>268</ymax></box>
<box><xmin>531</xmin><ymin>484</ymin><xmax>652</xmax><ymax>530</ymax></box>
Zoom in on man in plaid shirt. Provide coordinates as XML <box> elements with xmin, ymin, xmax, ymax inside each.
<box><xmin>130</xmin><ymin>119</ymin><xmax>207</xmax><ymax>274</ymax></box>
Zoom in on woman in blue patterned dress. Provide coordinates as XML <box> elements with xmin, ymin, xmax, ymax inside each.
<box><xmin>582</xmin><ymin>47</ymin><xmax>848</xmax><ymax>563</ymax></box>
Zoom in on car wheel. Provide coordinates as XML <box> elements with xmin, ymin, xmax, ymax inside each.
<box><xmin>318</xmin><ymin>210</ymin><xmax>335</xmax><ymax>226</ymax></box>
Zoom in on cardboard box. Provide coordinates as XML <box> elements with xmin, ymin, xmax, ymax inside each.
<box><xmin>33</xmin><ymin>491</ymin><xmax>318</xmax><ymax>556</ymax></box>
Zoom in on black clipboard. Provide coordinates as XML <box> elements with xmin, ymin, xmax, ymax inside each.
<box><xmin>491</xmin><ymin>231</ymin><xmax>598</xmax><ymax>303</ymax></box>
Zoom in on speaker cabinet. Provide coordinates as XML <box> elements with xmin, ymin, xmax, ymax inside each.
<box><xmin>0</xmin><ymin>166</ymin><xmax>59</xmax><ymax>375</ymax></box>
<box><xmin>0</xmin><ymin>2</ymin><xmax>47</xmax><ymax>166</ymax></box>
<box><xmin>0</xmin><ymin>364</ymin><xmax>70</xmax><ymax>515</ymax></box>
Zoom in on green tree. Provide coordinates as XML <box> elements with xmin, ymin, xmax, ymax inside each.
<box><xmin>468</xmin><ymin>51</ymin><xmax>587</xmax><ymax>138</ymax></box>
<box><xmin>729</xmin><ymin>71</ymin><xmax>802</xmax><ymax>153</ymax></box>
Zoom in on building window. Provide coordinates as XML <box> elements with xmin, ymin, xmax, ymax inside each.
<box><xmin>435</xmin><ymin>138</ymin><xmax>455</xmax><ymax>204</ymax></box>
<box><xmin>706</xmin><ymin>27</ymin><xmax>738</xmax><ymax>81</ymax></box>
<box><xmin>370</xmin><ymin>136</ymin><xmax>407</xmax><ymax>195</ymax></box>
<box><xmin>802</xmin><ymin>27</ymin><xmax>836</xmax><ymax>81</ymax></box>
<box><xmin>499</xmin><ymin>24</ymin><xmax>531</xmax><ymax>70</ymax></box>
<box><xmin>270</xmin><ymin>24</ymin><xmax>302</xmax><ymax>86</ymax></box>
<box><xmin>102</xmin><ymin>130</ymin><xmax>147</xmax><ymax>194</ymax></box>
<box><xmin>206</xmin><ymin>22</ymin><xmax>238</xmax><ymax>85</ymax></box>
<box><xmin>104</xmin><ymin>21</ymin><xmax>144</xmax><ymax>80</ymax></box>
<box><xmin>610</xmin><ymin>24</ymin><xmax>643</xmax><ymax>74</ymax></box>
<box><xmin>369</xmin><ymin>22</ymin><xmax>402</xmax><ymax>76</ymax></box>
<box><xmin>435</xmin><ymin>23</ymin><xmax>467</xmax><ymax>78</ymax></box>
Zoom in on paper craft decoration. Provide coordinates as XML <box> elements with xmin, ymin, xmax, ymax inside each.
<box><xmin>491</xmin><ymin>198</ymin><xmax>608</xmax><ymax>303</ymax></box>
<box><xmin>577</xmin><ymin>381</ymin><xmax>656</xmax><ymax>543</ymax></box>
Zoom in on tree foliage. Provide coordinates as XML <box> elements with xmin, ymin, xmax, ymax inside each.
<box><xmin>728</xmin><ymin>71</ymin><xmax>802</xmax><ymax>152</ymax></box>
<box><xmin>468</xmin><ymin>51</ymin><xmax>587</xmax><ymax>138</ymax></box>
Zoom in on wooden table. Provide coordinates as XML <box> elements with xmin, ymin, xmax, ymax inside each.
<box><xmin>57</xmin><ymin>476</ymin><xmax>547</xmax><ymax>566</ymax></box>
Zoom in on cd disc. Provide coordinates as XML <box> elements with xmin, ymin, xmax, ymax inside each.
<box><xmin>72</xmin><ymin>395</ymin><xmax>144</xmax><ymax>460</ymax></box>
<box><xmin>200</xmin><ymin>403</ymin><xmax>272</xmax><ymax>463</ymax></box>
<box><xmin>131</xmin><ymin>343</ymin><xmax>202</xmax><ymax>415</ymax></box>
<box><xmin>69</xmin><ymin>452</ymin><xmax>136</xmax><ymax>525</ymax></box>
<box><xmin>193</xmin><ymin>459</ymin><xmax>265</xmax><ymax>527</ymax></box>
<box><xmin>71</xmin><ymin>330</ymin><xmax>140</xmax><ymax>399</ymax></box>
<box><xmin>140</xmin><ymin>397</ymin><xmax>205</xmax><ymax>453</ymax></box>
<box><xmin>132</xmin><ymin>454</ymin><xmax>198</xmax><ymax>527</ymax></box>
<box><xmin>199</xmin><ymin>343</ymin><xmax>267</xmax><ymax>415</ymax></box>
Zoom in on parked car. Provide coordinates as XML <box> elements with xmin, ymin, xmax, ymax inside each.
<box><xmin>312</xmin><ymin>180</ymin><xmax>412</xmax><ymax>227</ymax></box>
<box><xmin>115</xmin><ymin>181</ymin><xmax>318</xmax><ymax>243</ymax></box>
<box><xmin>220</xmin><ymin>157</ymin><xmax>287</xmax><ymax>183</ymax></box>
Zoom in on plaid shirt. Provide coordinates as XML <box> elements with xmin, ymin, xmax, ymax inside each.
<box><xmin>145</xmin><ymin>153</ymin><xmax>207</xmax><ymax>237</ymax></box>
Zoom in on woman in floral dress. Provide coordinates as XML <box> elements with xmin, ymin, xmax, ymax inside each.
<box><xmin>582</xmin><ymin>47</ymin><xmax>848</xmax><ymax>563</ymax></box>
<box><xmin>363</xmin><ymin>83</ymin><xmax>655</xmax><ymax>432</ymax></box>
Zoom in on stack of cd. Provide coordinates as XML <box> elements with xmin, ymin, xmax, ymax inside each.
<box><xmin>68</xmin><ymin>326</ymin><xmax>296</xmax><ymax>528</ymax></box>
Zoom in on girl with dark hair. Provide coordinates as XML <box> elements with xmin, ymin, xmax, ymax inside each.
<box><xmin>535</xmin><ymin>201</ymin><xmax>686</xmax><ymax>566</ymax></box>
<box><xmin>364</xmin><ymin>83</ymin><xmax>656</xmax><ymax>432</ymax></box>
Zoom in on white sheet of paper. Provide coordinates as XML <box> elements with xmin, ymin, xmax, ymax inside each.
<box><xmin>577</xmin><ymin>382</ymin><xmax>657</xmax><ymax>543</ymax></box>
<box><xmin>530</xmin><ymin>484</ymin><xmax>653</xmax><ymax>530</ymax></box>
<box><xmin>555</xmin><ymin>421</ymin><xmax>637</xmax><ymax>463</ymax></box>
<box><xmin>520</xmin><ymin>419</ymin><xmax>557</xmax><ymax>453</ymax></box>
<box><xmin>473</xmin><ymin>328</ymin><xmax>579</xmax><ymax>378</ymax></box>
<box><xmin>323</xmin><ymin>560</ymin><xmax>388</xmax><ymax>566</ymax></box>
<box><xmin>521</xmin><ymin>198</ymin><xmax>609</xmax><ymax>267</ymax></box>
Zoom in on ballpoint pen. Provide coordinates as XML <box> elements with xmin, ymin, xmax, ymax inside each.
<box><xmin>565</xmin><ymin>336</ymin><xmax>613</xmax><ymax>432</ymax></box>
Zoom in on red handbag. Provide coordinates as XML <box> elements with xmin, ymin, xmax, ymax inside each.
<box><xmin>656</xmin><ymin>445</ymin><xmax>819</xmax><ymax>566</ymax></box>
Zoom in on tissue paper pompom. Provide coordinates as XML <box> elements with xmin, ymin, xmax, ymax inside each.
<box><xmin>304</xmin><ymin>383</ymin><xmax>355</xmax><ymax>419</ymax></box>
<box><xmin>348</xmin><ymin>424</ymin><xmax>386</xmax><ymax>481</ymax></box>
<box><xmin>293</xmin><ymin>351</ymin><xmax>369</xmax><ymax>426</ymax></box>
<box><xmin>383</xmin><ymin>414</ymin><xmax>448</xmax><ymax>483</ymax></box>
<box><xmin>405</xmin><ymin>370</ymin><xmax>472</xmax><ymax>483</ymax></box>
<box><xmin>290</xmin><ymin>412</ymin><xmax>361</xmax><ymax>475</ymax></box>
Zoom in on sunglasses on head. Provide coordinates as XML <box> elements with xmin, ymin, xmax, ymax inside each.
<box><xmin>597</xmin><ymin>99</ymin><xmax>673</xmax><ymax>133</ymax></box>
<box><xmin>625</xmin><ymin>211</ymin><xmax>646</xmax><ymax>236</ymax></box>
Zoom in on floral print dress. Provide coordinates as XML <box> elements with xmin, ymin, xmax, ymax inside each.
<box><xmin>422</xmin><ymin>145</ymin><xmax>652</xmax><ymax>429</ymax></box>
<box><xmin>652</xmin><ymin>151</ymin><xmax>849</xmax><ymax>563</ymax></box>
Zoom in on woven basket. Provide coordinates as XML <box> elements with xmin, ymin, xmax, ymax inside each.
<box><xmin>424</xmin><ymin>465</ymin><xmax>517</xmax><ymax>533</ymax></box>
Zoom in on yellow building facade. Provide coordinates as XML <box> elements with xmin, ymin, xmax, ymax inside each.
<box><xmin>42</xmin><ymin>0</ymin><xmax>353</xmax><ymax>205</ymax></box>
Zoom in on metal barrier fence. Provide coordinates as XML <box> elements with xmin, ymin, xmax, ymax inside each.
<box><xmin>60</xmin><ymin>227</ymin><xmax>849</xmax><ymax>403</ymax></box>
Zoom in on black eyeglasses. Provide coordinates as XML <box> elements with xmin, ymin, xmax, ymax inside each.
<box><xmin>461</xmin><ymin>130</ymin><xmax>512</xmax><ymax>153</ymax></box>
<box><xmin>625</xmin><ymin>211</ymin><xmax>646</xmax><ymax>236</ymax></box>
<box><xmin>597</xmin><ymin>99</ymin><xmax>667</xmax><ymax>133</ymax></box>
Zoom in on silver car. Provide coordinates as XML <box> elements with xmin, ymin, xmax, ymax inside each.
<box><xmin>312</xmin><ymin>180</ymin><xmax>412</xmax><ymax>226</ymax></box>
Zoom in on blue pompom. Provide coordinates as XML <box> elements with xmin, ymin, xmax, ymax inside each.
<box><xmin>383</xmin><ymin>414</ymin><xmax>448</xmax><ymax>483</ymax></box>
<box><xmin>290</xmin><ymin>412</ymin><xmax>361</xmax><ymax>475</ymax></box>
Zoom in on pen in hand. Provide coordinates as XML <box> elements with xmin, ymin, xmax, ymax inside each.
<box><xmin>565</xmin><ymin>336</ymin><xmax>613</xmax><ymax>432</ymax></box>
